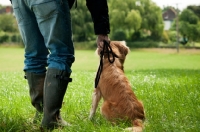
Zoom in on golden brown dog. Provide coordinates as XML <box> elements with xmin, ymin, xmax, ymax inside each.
<box><xmin>89</xmin><ymin>41</ymin><xmax>145</xmax><ymax>132</ymax></box>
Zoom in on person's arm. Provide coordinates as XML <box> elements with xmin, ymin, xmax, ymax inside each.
<box><xmin>86</xmin><ymin>0</ymin><xmax>110</xmax><ymax>35</ymax></box>
<box><xmin>86</xmin><ymin>0</ymin><xmax>110</xmax><ymax>54</ymax></box>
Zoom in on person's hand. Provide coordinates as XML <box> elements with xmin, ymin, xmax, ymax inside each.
<box><xmin>96</xmin><ymin>34</ymin><xmax>110</xmax><ymax>55</ymax></box>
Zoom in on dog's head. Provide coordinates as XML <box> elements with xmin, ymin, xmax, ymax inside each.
<box><xmin>97</xmin><ymin>41</ymin><xmax>130</xmax><ymax>70</ymax></box>
<box><xmin>109</xmin><ymin>41</ymin><xmax>129</xmax><ymax>64</ymax></box>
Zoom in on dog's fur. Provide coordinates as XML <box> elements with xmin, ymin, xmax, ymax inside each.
<box><xmin>89</xmin><ymin>41</ymin><xmax>145</xmax><ymax>132</ymax></box>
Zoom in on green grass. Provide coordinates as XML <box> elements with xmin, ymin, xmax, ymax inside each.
<box><xmin>0</xmin><ymin>47</ymin><xmax>200</xmax><ymax>131</ymax></box>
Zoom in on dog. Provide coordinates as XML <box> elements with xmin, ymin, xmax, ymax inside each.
<box><xmin>89</xmin><ymin>41</ymin><xmax>145</xmax><ymax>132</ymax></box>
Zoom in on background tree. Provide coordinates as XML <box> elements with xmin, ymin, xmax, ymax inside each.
<box><xmin>71</xmin><ymin>1</ymin><xmax>94</xmax><ymax>42</ymax></box>
<box><xmin>178</xmin><ymin>9</ymin><xmax>200</xmax><ymax>42</ymax></box>
<box><xmin>0</xmin><ymin>14</ymin><xmax>17</xmax><ymax>32</ymax></box>
<box><xmin>187</xmin><ymin>5</ymin><xmax>200</xmax><ymax>19</ymax></box>
<box><xmin>139</xmin><ymin>0</ymin><xmax>163</xmax><ymax>40</ymax></box>
<box><xmin>0</xmin><ymin>14</ymin><xmax>20</xmax><ymax>43</ymax></box>
<box><xmin>0</xmin><ymin>1</ymin><xmax>166</xmax><ymax>45</ymax></box>
<box><xmin>108</xmin><ymin>0</ymin><xmax>132</xmax><ymax>40</ymax></box>
<box><xmin>109</xmin><ymin>0</ymin><xmax>163</xmax><ymax>41</ymax></box>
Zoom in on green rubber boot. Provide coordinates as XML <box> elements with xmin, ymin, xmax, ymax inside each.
<box><xmin>41</xmin><ymin>68</ymin><xmax>72</xmax><ymax>130</ymax></box>
<box><xmin>25</xmin><ymin>72</ymin><xmax>45</xmax><ymax>123</ymax></box>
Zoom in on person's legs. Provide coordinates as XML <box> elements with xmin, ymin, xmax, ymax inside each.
<box><xmin>12</xmin><ymin>0</ymin><xmax>49</xmax><ymax>73</ymax></box>
<box><xmin>12</xmin><ymin>0</ymin><xmax>49</xmax><ymax>123</ymax></box>
<box><xmin>12</xmin><ymin>0</ymin><xmax>74</xmax><ymax>129</ymax></box>
<box><xmin>30</xmin><ymin>0</ymin><xmax>74</xmax><ymax>129</ymax></box>
<box><xmin>32</xmin><ymin>0</ymin><xmax>74</xmax><ymax>72</ymax></box>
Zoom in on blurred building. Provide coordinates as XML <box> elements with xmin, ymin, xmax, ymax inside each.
<box><xmin>162</xmin><ymin>8</ymin><xmax>177</xmax><ymax>30</ymax></box>
<box><xmin>0</xmin><ymin>6</ymin><xmax>13</xmax><ymax>14</ymax></box>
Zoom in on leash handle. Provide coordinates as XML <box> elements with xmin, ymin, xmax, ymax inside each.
<box><xmin>95</xmin><ymin>40</ymin><xmax>115</xmax><ymax>88</ymax></box>
<box><xmin>103</xmin><ymin>40</ymin><xmax>115</xmax><ymax>63</ymax></box>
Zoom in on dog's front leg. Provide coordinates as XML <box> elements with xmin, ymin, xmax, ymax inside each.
<box><xmin>89</xmin><ymin>88</ymin><xmax>101</xmax><ymax>120</ymax></box>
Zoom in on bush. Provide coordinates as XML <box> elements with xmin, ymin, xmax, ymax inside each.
<box><xmin>130</xmin><ymin>31</ymin><xmax>141</xmax><ymax>41</ymax></box>
<box><xmin>10</xmin><ymin>34</ymin><xmax>22</xmax><ymax>43</ymax></box>
<box><xmin>161</xmin><ymin>31</ymin><xmax>170</xmax><ymax>44</ymax></box>
<box><xmin>168</xmin><ymin>31</ymin><xmax>177</xmax><ymax>42</ymax></box>
<box><xmin>11</xmin><ymin>34</ymin><xmax>18</xmax><ymax>42</ymax></box>
<box><xmin>73</xmin><ymin>40</ymin><xmax>159</xmax><ymax>50</ymax></box>
<box><xmin>73</xmin><ymin>41</ymin><xmax>96</xmax><ymax>50</ymax></box>
<box><xmin>0</xmin><ymin>14</ymin><xmax>17</xmax><ymax>32</ymax></box>
<box><xmin>126</xmin><ymin>41</ymin><xmax>159</xmax><ymax>48</ymax></box>
<box><xmin>111</xmin><ymin>30</ymin><xmax>127</xmax><ymax>41</ymax></box>
<box><xmin>0</xmin><ymin>31</ymin><xmax>9</xmax><ymax>43</ymax></box>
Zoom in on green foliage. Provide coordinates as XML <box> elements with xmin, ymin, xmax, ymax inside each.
<box><xmin>71</xmin><ymin>1</ymin><xmax>94</xmax><ymax>42</ymax></box>
<box><xmin>139</xmin><ymin>0</ymin><xmax>164</xmax><ymax>40</ymax></box>
<box><xmin>178</xmin><ymin>9</ymin><xmax>200</xmax><ymax>42</ymax></box>
<box><xmin>131</xmin><ymin>31</ymin><xmax>141</xmax><ymax>40</ymax></box>
<box><xmin>73</xmin><ymin>41</ymin><xmax>96</xmax><ymax>50</ymax></box>
<box><xmin>111</xmin><ymin>30</ymin><xmax>127</xmax><ymax>41</ymax></box>
<box><xmin>161</xmin><ymin>31</ymin><xmax>170</xmax><ymax>43</ymax></box>
<box><xmin>71</xmin><ymin>0</ymin><xmax>164</xmax><ymax>42</ymax></box>
<box><xmin>0</xmin><ymin>31</ymin><xmax>9</xmax><ymax>43</ymax></box>
<box><xmin>0</xmin><ymin>30</ymin><xmax>23</xmax><ymax>44</ymax></box>
<box><xmin>0</xmin><ymin>14</ymin><xmax>17</xmax><ymax>32</ymax></box>
<box><xmin>10</xmin><ymin>34</ymin><xmax>21</xmax><ymax>42</ymax></box>
<box><xmin>127</xmin><ymin>40</ymin><xmax>159</xmax><ymax>48</ymax></box>
<box><xmin>125</xmin><ymin>10</ymin><xmax>142</xmax><ymax>31</ymax></box>
<box><xmin>0</xmin><ymin>13</ymin><xmax>22</xmax><ymax>44</ymax></box>
<box><xmin>0</xmin><ymin>1</ymin><xmax>165</xmax><ymax>46</ymax></box>
<box><xmin>109</xmin><ymin>0</ymin><xmax>164</xmax><ymax>41</ymax></box>
<box><xmin>179</xmin><ymin>9</ymin><xmax>199</xmax><ymax>24</ymax></box>
<box><xmin>187</xmin><ymin>5</ymin><xmax>200</xmax><ymax>19</ymax></box>
<box><xmin>168</xmin><ymin>8</ymin><xmax>200</xmax><ymax>43</ymax></box>
<box><xmin>168</xmin><ymin>30</ymin><xmax>177</xmax><ymax>42</ymax></box>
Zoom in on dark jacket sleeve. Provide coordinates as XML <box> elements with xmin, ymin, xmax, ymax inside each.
<box><xmin>86</xmin><ymin>0</ymin><xmax>110</xmax><ymax>35</ymax></box>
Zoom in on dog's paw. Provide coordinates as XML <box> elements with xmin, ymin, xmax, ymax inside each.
<box><xmin>89</xmin><ymin>115</ymin><xmax>93</xmax><ymax>120</ymax></box>
<box><xmin>89</xmin><ymin>112</ymin><xmax>94</xmax><ymax>120</ymax></box>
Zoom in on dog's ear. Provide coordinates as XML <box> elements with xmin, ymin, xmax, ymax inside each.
<box><xmin>119</xmin><ymin>41</ymin><xmax>129</xmax><ymax>56</ymax></box>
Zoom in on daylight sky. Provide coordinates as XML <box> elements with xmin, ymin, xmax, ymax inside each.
<box><xmin>0</xmin><ymin>0</ymin><xmax>200</xmax><ymax>10</ymax></box>
<box><xmin>151</xmin><ymin>0</ymin><xmax>200</xmax><ymax>10</ymax></box>
<box><xmin>0</xmin><ymin>0</ymin><xmax>11</xmax><ymax>5</ymax></box>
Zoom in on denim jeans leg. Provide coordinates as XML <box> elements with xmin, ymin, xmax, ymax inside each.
<box><xmin>12</xmin><ymin>0</ymin><xmax>49</xmax><ymax>73</ymax></box>
<box><xmin>33</xmin><ymin>0</ymin><xmax>75</xmax><ymax>73</ymax></box>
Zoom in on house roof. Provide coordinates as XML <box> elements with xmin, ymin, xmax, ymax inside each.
<box><xmin>162</xmin><ymin>8</ymin><xmax>177</xmax><ymax>21</ymax></box>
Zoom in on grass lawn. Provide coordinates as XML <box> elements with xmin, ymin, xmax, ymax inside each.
<box><xmin>0</xmin><ymin>47</ymin><xmax>200</xmax><ymax>132</ymax></box>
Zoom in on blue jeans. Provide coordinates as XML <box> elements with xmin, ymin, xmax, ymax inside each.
<box><xmin>12</xmin><ymin>0</ymin><xmax>74</xmax><ymax>73</ymax></box>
